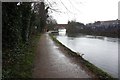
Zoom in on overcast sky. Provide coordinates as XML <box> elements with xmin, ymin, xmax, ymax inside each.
<box><xmin>46</xmin><ymin>0</ymin><xmax>119</xmax><ymax>24</ymax></box>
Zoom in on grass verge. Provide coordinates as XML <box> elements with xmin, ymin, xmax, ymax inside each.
<box><xmin>18</xmin><ymin>34</ymin><xmax>41</xmax><ymax>78</ymax></box>
<box><xmin>2</xmin><ymin>34</ymin><xmax>41</xmax><ymax>78</ymax></box>
<box><xmin>49</xmin><ymin>33</ymin><xmax>117</xmax><ymax>80</ymax></box>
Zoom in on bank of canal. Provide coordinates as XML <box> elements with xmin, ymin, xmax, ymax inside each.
<box><xmin>49</xmin><ymin>33</ymin><xmax>116</xmax><ymax>79</ymax></box>
<box><xmin>55</xmin><ymin>32</ymin><xmax>119</xmax><ymax>78</ymax></box>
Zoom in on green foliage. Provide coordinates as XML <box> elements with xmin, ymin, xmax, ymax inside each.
<box><xmin>2</xmin><ymin>2</ymin><xmax>43</xmax><ymax>78</ymax></box>
<box><xmin>2</xmin><ymin>34</ymin><xmax>41</xmax><ymax>78</ymax></box>
<box><xmin>20</xmin><ymin>3</ymin><xmax>32</xmax><ymax>42</ymax></box>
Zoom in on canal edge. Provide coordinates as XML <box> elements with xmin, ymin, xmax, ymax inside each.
<box><xmin>49</xmin><ymin>33</ymin><xmax>116</xmax><ymax>80</ymax></box>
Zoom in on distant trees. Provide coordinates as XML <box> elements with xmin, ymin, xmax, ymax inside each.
<box><xmin>66</xmin><ymin>20</ymin><xmax>85</xmax><ymax>34</ymax></box>
<box><xmin>66</xmin><ymin>20</ymin><xmax>119</xmax><ymax>38</ymax></box>
<box><xmin>46</xmin><ymin>16</ymin><xmax>57</xmax><ymax>30</ymax></box>
<box><xmin>85</xmin><ymin>21</ymin><xmax>119</xmax><ymax>37</ymax></box>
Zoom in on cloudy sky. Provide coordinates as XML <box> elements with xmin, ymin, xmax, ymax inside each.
<box><xmin>46</xmin><ymin>0</ymin><xmax>119</xmax><ymax>24</ymax></box>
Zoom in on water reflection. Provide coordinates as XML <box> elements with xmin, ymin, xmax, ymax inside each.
<box><xmin>66</xmin><ymin>33</ymin><xmax>118</xmax><ymax>43</ymax></box>
<box><xmin>105</xmin><ymin>37</ymin><xmax>118</xmax><ymax>42</ymax></box>
<box><xmin>86</xmin><ymin>35</ymin><xmax>105</xmax><ymax>40</ymax></box>
<box><xmin>59</xmin><ymin>32</ymin><xmax>66</xmax><ymax>36</ymax></box>
<box><xmin>58</xmin><ymin>29</ymin><xmax>66</xmax><ymax>36</ymax></box>
<box><xmin>67</xmin><ymin>33</ymin><xmax>86</xmax><ymax>38</ymax></box>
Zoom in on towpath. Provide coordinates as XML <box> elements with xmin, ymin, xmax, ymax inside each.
<box><xmin>32</xmin><ymin>33</ymin><xmax>92</xmax><ymax>78</ymax></box>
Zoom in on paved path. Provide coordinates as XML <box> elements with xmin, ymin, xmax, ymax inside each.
<box><xmin>32</xmin><ymin>33</ymin><xmax>91</xmax><ymax>78</ymax></box>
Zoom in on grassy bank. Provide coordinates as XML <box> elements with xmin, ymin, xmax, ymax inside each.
<box><xmin>49</xmin><ymin>33</ymin><xmax>117</xmax><ymax>80</ymax></box>
<box><xmin>2</xmin><ymin>34</ymin><xmax>41</xmax><ymax>78</ymax></box>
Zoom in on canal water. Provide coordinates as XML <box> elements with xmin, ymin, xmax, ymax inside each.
<box><xmin>55</xmin><ymin>29</ymin><xmax>119</xmax><ymax>78</ymax></box>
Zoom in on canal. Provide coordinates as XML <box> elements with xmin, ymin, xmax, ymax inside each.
<box><xmin>55</xmin><ymin>29</ymin><xmax>119</xmax><ymax>78</ymax></box>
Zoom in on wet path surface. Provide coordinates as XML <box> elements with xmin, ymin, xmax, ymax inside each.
<box><xmin>32</xmin><ymin>33</ymin><xmax>91</xmax><ymax>78</ymax></box>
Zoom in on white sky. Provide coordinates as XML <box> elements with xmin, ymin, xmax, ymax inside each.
<box><xmin>46</xmin><ymin>0</ymin><xmax>119</xmax><ymax>24</ymax></box>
